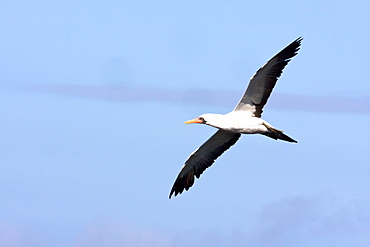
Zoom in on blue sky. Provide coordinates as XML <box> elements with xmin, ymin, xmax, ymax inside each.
<box><xmin>1</xmin><ymin>1</ymin><xmax>370</xmax><ymax>246</ymax></box>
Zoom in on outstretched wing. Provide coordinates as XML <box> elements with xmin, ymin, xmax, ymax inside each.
<box><xmin>169</xmin><ymin>130</ymin><xmax>241</xmax><ymax>198</ymax></box>
<box><xmin>233</xmin><ymin>37</ymin><xmax>302</xmax><ymax>117</ymax></box>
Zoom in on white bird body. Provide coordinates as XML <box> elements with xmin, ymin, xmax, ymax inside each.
<box><xmin>199</xmin><ymin>112</ymin><xmax>268</xmax><ymax>134</ymax></box>
<box><xmin>169</xmin><ymin>37</ymin><xmax>302</xmax><ymax>198</ymax></box>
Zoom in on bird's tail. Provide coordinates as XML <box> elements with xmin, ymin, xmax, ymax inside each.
<box><xmin>261</xmin><ymin>123</ymin><xmax>297</xmax><ymax>143</ymax></box>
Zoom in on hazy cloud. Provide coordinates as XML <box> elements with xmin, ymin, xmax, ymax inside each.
<box><xmin>73</xmin><ymin>218</ymin><xmax>170</xmax><ymax>247</ymax></box>
<box><xmin>245</xmin><ymin>196</ymin><xmax>370</xmax><ymax>247</ymax></box>
<box><xmin>0</xmin><ymin>221</ymin><xmax>48</xmax><ymax>247</ymax></box>
<box><xmin>3</xmin><ymin>196</ymin><xmax>367</xmax><ymax>247</ymax></box>
<box><xmin>20</xmin><ymin>83</ymin><xmax>370</xmax><ymax>114</ymax></box>
<box><xmin>69</xmin><ymin>197</ymin><xmax>370</xmax><ymax>247</ymax></box>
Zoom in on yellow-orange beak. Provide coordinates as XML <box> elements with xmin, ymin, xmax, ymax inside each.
<box><xmin>184</xmin><ymin>117</ymin><xmax>203</xmax><ymax>124</ymax></box>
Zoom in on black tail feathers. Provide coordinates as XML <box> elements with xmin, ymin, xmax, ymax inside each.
<box><xmin>261</xmin><ymin>132</ymin><xmax>297</xmax><ymax>143</ymax></box>
<box><xmin>261</xmin><ymin>123</ymin><xmax>297</xmax><ymax>143</ymax></box>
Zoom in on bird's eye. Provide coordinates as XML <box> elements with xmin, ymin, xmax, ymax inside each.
<box><xmin>199</xmin><ymin>117</ymin><xmax>205</xmax><ymax>122</ymax></box>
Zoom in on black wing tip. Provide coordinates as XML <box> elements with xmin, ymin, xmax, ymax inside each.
<box><xmin>169</xmin><ymin>171</ymin><xmax>196</xmax><ymax>198</ymax></box>
<box><xmin>291</xmin><ymin>37</ymin><xmax>303</xmax><ymax>49</ymax></box>
<box><xmin>291</xmin><ymin>37</ymin><xmax>303</xmax><ymax>53</ymax></box>
<box><xmin>169</xmin><ymin>189</ymin><xmax>182</xmax><ymax>199</ymax></box>
<box><xmin>271</xmin><ymin>36</ymin><xmax>303</xmax><ymax>67</ymax></box>
<box><xmin>283</xmin><ymin>36</ymin><xmax>303</xmax><ymax>53</ymax></box>
<box><xmin>168</xmin><ymin>165</ymin><xmax>202</xmax><ymax>199</ymax></box>
<box><xmin>169</xmin><ymin>184</ymin><xmax>183</xmax><ymax>198</ymax></box>
<box><xmin>169</xmin><ymin>189</ymin><xmax>174</xmax><ymax>199</ymax></box>
<box><xmin>294</xmin><ymin>36</ymin><xmax>303</xmax><ymax>43</ymax></box>
<box><xmin>169</xmin><ymin>184</ymin><xmax>187</xmax><ymax>199</ymax></box>
<box><xmin>169</xmin><ymin>190</ymin><xmax>176</xmax><ymax>199</ymax></box>
<box><xmin>168</xmin><ymin>177</ymin><xmax>188</xmax><ymax>199</ymax></box>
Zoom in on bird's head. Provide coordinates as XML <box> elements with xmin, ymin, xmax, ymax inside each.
<box><xmin>184</xmin><ymin>116</ymin><xmax>205</xmax><ymax>124</ymax></box>
<box><xmin>184</xmin><ymin>113</ymin><xmax>221</xmax><ymax>125</ymax></box>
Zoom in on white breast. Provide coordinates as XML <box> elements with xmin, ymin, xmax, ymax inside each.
<box><xmin>204</xmin><ymin>112</ymin><xmax>268</xmax><ymax>134</ymax></box>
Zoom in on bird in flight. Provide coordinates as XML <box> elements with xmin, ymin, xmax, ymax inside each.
<box><xmin>169</xmin><ymin>37</ymin><xmax>302</xmax><ymax>198</ymax></box>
